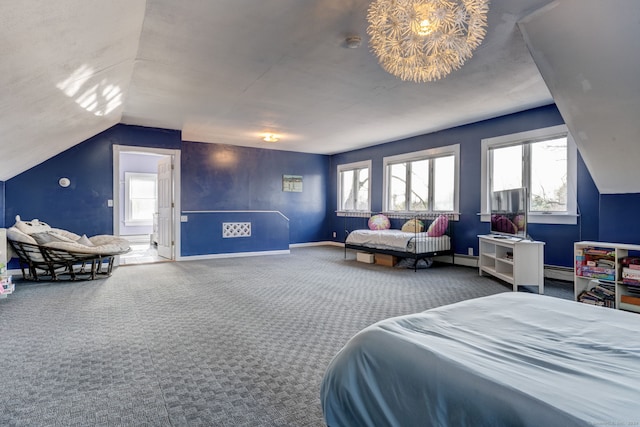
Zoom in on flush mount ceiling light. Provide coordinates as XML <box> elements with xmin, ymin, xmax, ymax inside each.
<box><xmin>367</xmin><ymin>0</ymin><xmax>489</xmax><ymax>82</ymax></box>
<box><xmin>262</xmin><ymin>133</ymin><xmax>279</xmax><ymax>143</ymax></box>
<box><xmin>345</xmin><ymin>35</ymin><xmax>362</xmax><ymax>49</ymax></box>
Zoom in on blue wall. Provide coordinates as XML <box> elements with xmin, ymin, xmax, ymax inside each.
<box><xmin>599</xmin><ymin>194</ymin><xmax>640</xmax><ymax>244</ymax></box>
<box><xmin>4</xmin><ymin>125</ymin><xmax>329</xmax><ymax>261</ymax></box>
<box><xmin>0</xmin><ymin>181</ymin><xmax>5</xmax><ymax>228</ymax></box>
<box><xmin>180</xmin><ymin>140</ymin><xmax>329</xmax><ymax>254</ymax></box>
<box><xmin>4</xmin><ymin>106</ymin><xmax>640</xmax><ymax>268</ymax></box>
<box><xmin>328</xmin><ymin>105</ymin><xmax>621</xmax><ymax>268</ymax></box>
<box><xmin>5</xmin><ymin>125</ymin><xmax>181</xmax><ymax>236</ymax></box>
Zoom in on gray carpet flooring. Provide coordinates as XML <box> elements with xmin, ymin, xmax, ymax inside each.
<box><xmin>0</xmin><ymin>246</ymin><xmax>573</xmax><ymax>426</ymax></box>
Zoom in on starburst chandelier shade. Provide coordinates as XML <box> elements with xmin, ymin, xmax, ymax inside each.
<box><xmin>367</xmin><ymin>0</ymin><xmax>489</xmax><ymax>82</ymax></box>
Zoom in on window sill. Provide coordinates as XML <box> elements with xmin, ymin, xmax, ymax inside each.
<box><xmin>124</xmin><ymin>221</ymin><xmax>153</xmax><ymax>227</ymax></box>
<box><xmin>480</xmin><ymin>213</ymin><xmax>578</xmax><ymax>225</ymax></box>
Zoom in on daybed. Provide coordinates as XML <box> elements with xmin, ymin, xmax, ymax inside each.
<box><xmin>321</xmin><ymin>292</ymin><xmax>640</xmax><ymax>427</ymax></box>
<box><xmin>343</xmin><ymin>213</ymin><xmax>453</xmax><ymax>269</ymax></box>
<box><xmin>6</xmin><ymin>216</ymin><xmax>131</xmax><ymax>281</ymax></box>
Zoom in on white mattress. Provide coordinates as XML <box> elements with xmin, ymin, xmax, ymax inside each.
<box><xmin>321</xmin><ymin>293</ymin><xmax>640</xmax><ymax>427</ymax></box>
<box><xmin>345</xmin><ymin>229</ymin><xmax>450</xmax><ymax>254</ymax></box>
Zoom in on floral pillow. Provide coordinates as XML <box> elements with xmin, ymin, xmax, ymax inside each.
<box><xmin>368</xmin><ymin>214</ymin><xmax>391</xmax><ymax>230</ymax></box>
<box><xmin>426</xmin><ymin>215</ymin><xmax>449</xmax><ymax>237</ymax></box>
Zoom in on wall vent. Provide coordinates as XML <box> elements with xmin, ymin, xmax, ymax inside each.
<box><xmin>222</xmin><ymin>222</ymin><xmax>251</xmax><ymax>238</ymax></box>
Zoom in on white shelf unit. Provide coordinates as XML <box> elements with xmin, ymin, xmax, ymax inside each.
<box><xmin>0</xmin><ymin>228</ymin><xmax>12</xmax><ymax>299</ymax></box>
<box><xmin>478</xmin><ymin>235</ymin><xmax>545</xmax><ymax>294</ymax></box>
<box><xmin>574</xmin><ymin>241</ymin><xmax>640</xmax><ymax>313</ymax></box>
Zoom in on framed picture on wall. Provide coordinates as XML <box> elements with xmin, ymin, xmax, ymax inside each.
<box><xmin>282</xmin><ymin>175</ymin><xmax>303</xmax><ymax>192</ymax></box>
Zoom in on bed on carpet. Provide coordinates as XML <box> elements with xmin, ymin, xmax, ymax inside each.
<box><xmin>320</xmin><ymin>292</ymin><xmax>640</xmax><ymax>427</ymax></box>
<box><xmin>343</xmin><ymin>213</ymin><xmax>453</xmax><ymax>268</ymax></box>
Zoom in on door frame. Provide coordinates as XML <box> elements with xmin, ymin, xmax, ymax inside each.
<box><xmin>113</xmin><ymin>145</ymin><xmax>181</xmax><ymax>261</ymax></box>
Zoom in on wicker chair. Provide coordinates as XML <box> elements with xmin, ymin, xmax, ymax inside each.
<box><xmin>7</xmin><ymin>216</ymin><xmax>131</xmax><ymax>281</ymax></box>
<box><xmin>8</xmin><ymin>240</ymin><xmax>123</xmax><ymax>281</ymax></box>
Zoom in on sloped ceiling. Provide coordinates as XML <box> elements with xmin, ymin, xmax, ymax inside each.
<box><xmin>519</xmin><ymin>0</ymin><xmax>640</xmax><ymax>194</ymax></box>
<box><xmin>0</xmin><ymin>1</ymin><xmax>146</xmax><ymax>180</ymax></box>
<box><xmin>1</xmin><ymin>0</ymin><xmax>637</xmax><ymax>195</ymax></box>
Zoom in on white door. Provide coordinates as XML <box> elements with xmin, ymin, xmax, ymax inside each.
<box><xmin>157</xmin><ymin>156</ymin><xmax>174</xmax><ymax>259</ymax></box>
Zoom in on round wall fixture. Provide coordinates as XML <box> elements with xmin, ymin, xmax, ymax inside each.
<box><xmin>345</xmin><ymin>35</ymin><xmax>362</xmax><ymax>49</ymax></box>
<box><xmin>59</xmin><ymin>177</ymin><xmax>71</xmax><ymax>188</ymax></box>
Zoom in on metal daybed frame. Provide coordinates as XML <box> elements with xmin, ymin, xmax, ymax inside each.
<box><xmin>341</xmin><ymin>212</ymin><xmax>455</xmax><ymax>270</ymax></box>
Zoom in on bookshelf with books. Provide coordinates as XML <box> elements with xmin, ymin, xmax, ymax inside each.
<box><xmin>574</xmin><ymin>241</ymin><xmax>640</xmax><ymax>313</ymax></box>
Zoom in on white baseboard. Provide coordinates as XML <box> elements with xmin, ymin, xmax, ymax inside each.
<box><xmin>544</xmin><ymin>265</ymin><xmax>574</xmax><ymax>282</ymax></box>
<box><xmin>290</xmin><ymin>241</ymin><xmax>342</xmax><ymax>248</ymax></box>
<box><xmin>442</xmin><ymin>254</ymin><xmax>477</xmax><ymax>268</ymax></box>
<box><xmin>177</xmin><ymin>249</ymin><xmax>290</xmax><ymax>261</ymax></box>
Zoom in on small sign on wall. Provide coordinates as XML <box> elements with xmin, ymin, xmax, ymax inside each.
<box><xmin>282</xmin><ymin>175</ymin><xmax>303</xmax><ymax>192</ymax></box>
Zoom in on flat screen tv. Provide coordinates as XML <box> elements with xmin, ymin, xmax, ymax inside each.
<box><xmin>490</xmin><ymin>187</ymin><xmax>527</xmax><ymax>239</ymax></box>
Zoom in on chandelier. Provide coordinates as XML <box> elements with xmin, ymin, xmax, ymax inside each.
<box><xmin>367</xmin><ymin>0</ymin><xmax>489</xmax><ymax>82</ymax></box>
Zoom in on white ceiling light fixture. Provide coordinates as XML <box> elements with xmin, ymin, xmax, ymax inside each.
<box><xmin>367</xmin><ymin>0</ymin><xmax>490</xmax><ymax>83</ymax></box>
<box><xmin>345</xmin><ymin>35</ymin><xmax>362</xmax><ymax>49</ymax></box>
<box><xmin>262</xmin><ymin>133</ymin><xmax>279</xmax><ymax>143</ymax></box>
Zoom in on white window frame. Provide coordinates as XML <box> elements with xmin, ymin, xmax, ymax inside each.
<box><xmin>337</xmin><ymin>160</ymin><xmax>372</xmax><ymax>213</ymax></box>
<box><xmin>125</xmin><ymin>172</ymin><xmax>157</xmax><ymax>226</ymax></box>
<box><xmin>383</xmin><ymin>144</ymin><xmax>460</xmax><ymax>219</ymax></box>
<box><xmin>480</xmin><ymin>124</ymin><xmax>577</xmax><ymax>225</ymax></box>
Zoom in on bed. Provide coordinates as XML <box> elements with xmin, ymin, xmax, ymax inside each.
<box><xmin>320</xmin><ymin>292</ymin><xmax>640</xmax><ymax>427</ymax></box>
<box><xmin>343</xmin><ymin>213</ymin><xmax>453</xmax><ymax>268</ymax></box>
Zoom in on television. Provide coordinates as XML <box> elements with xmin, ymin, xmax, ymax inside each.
<box><xmin>490</xmin><ymin>187</ymin><xmax>527</xmax><ymax>239</ymax></box>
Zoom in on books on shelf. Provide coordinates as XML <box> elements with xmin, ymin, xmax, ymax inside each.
<box><xmin>621</xmin><ymin>295</ymin><xmax>640</xmax><ymax>306</ymax></box>
<box><xmin>622</xmin><ymin>267</ymin><xmax>640</xmax><ymax>280</ymax></box>
<box><xmin>577</xmin><ymin>279</ymin><xmax>615</xmax><ymax>308</ymax></box>
<box><xmin>620</xmin><ymin>256</ymin><xmax>640</xmax><ymax>267</ymax></box>
<box><xmin>575</xmin><ymin>242</ymin><xmax>640</xmax><ymax>313</ymax></box>
<box><xmin>574</xmin><ymin>246</ymin><xmax>616</xmax><ymax>280</ymax></box>
<box><xmin>577</xmin><ymin>266</ymin><xmax>615</xmax><ymax>281</ymax></box>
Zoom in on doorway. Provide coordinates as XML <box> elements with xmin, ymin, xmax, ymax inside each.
<box><xmin>113</xmin><ymin>145</ymin><xmax>181</xmax><ymax>264</ymax></box>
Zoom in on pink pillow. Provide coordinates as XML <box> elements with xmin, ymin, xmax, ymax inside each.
<box><xmin>368</xmin><ymin>214</ymin><xmax>391</xmax><ymax>230</ymax></box>
<box><xmin>426</xmin><ymin>215</ymin><xmax>449</xmax><ymax>237</ymax></box>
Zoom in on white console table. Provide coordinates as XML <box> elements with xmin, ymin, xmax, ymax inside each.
<box><xmin>478</xmin><ymin>234</ymin><xmax>545</xmax><ymax>294</ymax></box>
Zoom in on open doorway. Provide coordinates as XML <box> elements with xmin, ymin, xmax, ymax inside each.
<box><xmin>113</xmin><ymin>145</ymin><xmax>181</xmax><ymax>265</ymax></box>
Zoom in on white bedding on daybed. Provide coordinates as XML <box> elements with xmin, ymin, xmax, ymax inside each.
<box><xmin>321</xmin><ymin>292</ymin><xmax>640</xmax><ymax>427</ymax></box>
<box><xmin>345</xmin><ymin>229</ymin><xmax>450</xmax><ymax>253</ymax></box>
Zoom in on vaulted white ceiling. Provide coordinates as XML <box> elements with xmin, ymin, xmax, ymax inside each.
<box><xmin>1</xmin><ymin>0</ymin><xmax>638</xmax><ymax>194</ymax></box>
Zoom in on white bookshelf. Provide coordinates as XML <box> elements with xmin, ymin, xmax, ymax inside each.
<box><xmin>574</xmin><ymin>241</ymin><xmax>640</xmax><ymax>313</ymax></box>
<box><xmin>478</xmin><ymin>234</ymin><xmax>545</xmax><ymax>294</ymax></box>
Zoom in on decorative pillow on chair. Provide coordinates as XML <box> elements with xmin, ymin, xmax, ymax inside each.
<box><xmin>14</xmin><ymin>215</ymin><xmax>52</xmax><ymax>235</ymax></box>
<box><xmin>426</xmin><ymin>215</ymin><xmax>449</xmax><ymax>237</ymax></box>
<box><xmin>76</xmin><ymin>234</ymin><xmax>95</xmax><ymax>247</ymax></box>
<box><xmin>401</xmin><ymin>219</ymin><xmax>424</xmax><ymax>233</ymax></box>
<box><xmin>6</xmin><ymin>227</ymin><xmax>38</xmax><ymax>245</ymax></box>
<box><xmin>368</xmin><ymin>214</ymin><xmax>391</xmax><ymax>230</ymax></box>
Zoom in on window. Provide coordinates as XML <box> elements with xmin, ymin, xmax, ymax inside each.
<box><xmin>481</xmin><ymin>124</ymin><xmax>577</xmax><ymax>225</ymax></box>
<box><xmin>125</xmin><ymin>172</ymin><xmax>157</xmax><ymax>226</ymax></box>
<box><xmin>337</xmin><ymin>160</ymin><xmax>371</xmax><ymax>212</ymax></box>
<box><xmin>383</xmin><ymin>144</ymin><xmax>459</xmax><ymax>215</ymax></box>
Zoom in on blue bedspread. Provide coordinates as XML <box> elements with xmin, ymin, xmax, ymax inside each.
<box><xmin>320</xmin><ymin>293</ymin><xmax>640</xmax><ymax>427</ymax></box>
